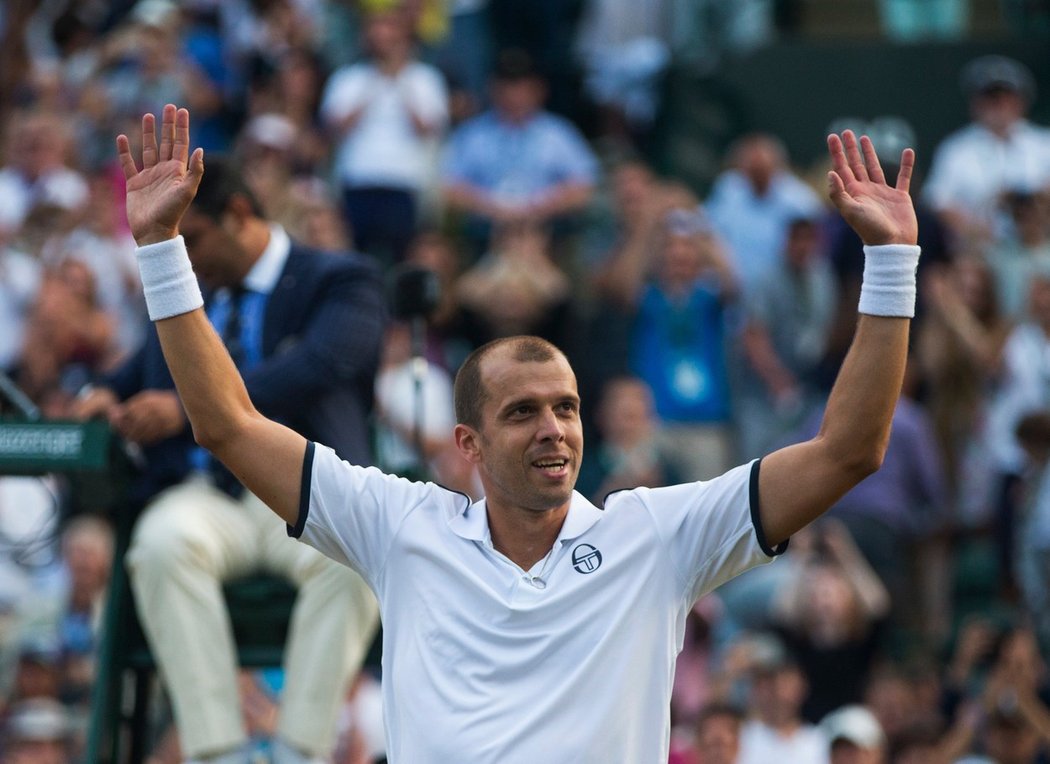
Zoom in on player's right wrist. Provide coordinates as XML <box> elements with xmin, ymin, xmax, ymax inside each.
<box><xmin>134</xmin><ymin>227</ymin><xmax>180</xmax><ymax>246</ymax></box>
<box><xmin>135</xmin><ymin>235</ymin><xmax>204</xmax><ymax>320</ymax></box>
<box><xmin>857</xmin><ymin>244</ymin><xmax>921</xmax><ymax>318</ymax></box>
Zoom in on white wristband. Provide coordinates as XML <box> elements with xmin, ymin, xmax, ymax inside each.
<box><xmin>135</xmin><ymin>235</ymin><xmax>204</xmax><ymax>321</ymax></box>
<box><xmin>857</xmin><ymin>244</ymin><xmax>921</xmax><ymax>318</ymax></box>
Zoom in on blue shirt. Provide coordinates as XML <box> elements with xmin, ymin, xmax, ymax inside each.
<box><xmin>630</xmin><ymin>280</ymin><xmax>732</xmax><ymax>424</ymax></box>
<box><xmin>441</xmin><ymin>110</ymin><xmax>598</xmax><ymax>204</ymax></box>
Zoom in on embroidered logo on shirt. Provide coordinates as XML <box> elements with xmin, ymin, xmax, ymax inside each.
<box><xmin>571</xmin><ymin>544</ymin><xmax>602</xmax><ymax>574</ymax></box>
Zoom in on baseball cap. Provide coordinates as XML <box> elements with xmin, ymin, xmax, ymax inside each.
<box><xmin>5</xmin><ymin>698</ymin><xmax>69</xmax><ymax>742</ymax></box>
<box><xmin>821</xmin><ymin>705</ymin><xmax>886</xmax><ymax>750</ymax></box>
<box><xmin>961</xmin><ymin>55</ymin><xmax>1035</xmax><ymax>101</ymax></box>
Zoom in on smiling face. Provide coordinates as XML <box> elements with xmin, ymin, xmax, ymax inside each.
<box><xmin>455</xmin><ymin>344</ymin><xmax>583</xmax><ymax>517</ymax></box>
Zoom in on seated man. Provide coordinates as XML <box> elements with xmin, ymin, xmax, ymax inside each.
<box><xmin>441</xmin><ymin>49</ymin><xmax>599</xmax><ymax>252</ymax></box>
<box><xmin>74</xmin><ymin>158</ymin><xmax>383</xmax><ymax>764</ymax></box>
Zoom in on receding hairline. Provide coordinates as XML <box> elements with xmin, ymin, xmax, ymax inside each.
<box><xmin>453</xmin><ymin>336</ymin><xmax>572</xmax><ymax>427</ymax></box>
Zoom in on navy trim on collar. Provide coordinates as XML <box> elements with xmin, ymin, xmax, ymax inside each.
<box><xmin>749</xmin><ymin>458</ymin><xmax>788</xmax><ymax>557</ymax></box>
<box><xmin>287</xmin><ymin>441</ymin><xmax>315</xmax><ymax>538</ymax></box>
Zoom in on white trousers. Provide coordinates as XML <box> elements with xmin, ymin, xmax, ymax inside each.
<box><xmin>125</xmin><ymin>478</ymin><xmax>379</xmax><ymax>758</ymax></box>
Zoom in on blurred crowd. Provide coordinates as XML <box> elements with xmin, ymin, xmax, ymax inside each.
<box><xmin>0</xmin><ymin>0</ymin><xmax>1050</xmax><ymax>762</ymax></box>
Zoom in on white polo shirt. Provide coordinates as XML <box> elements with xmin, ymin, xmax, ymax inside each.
<box><xmin>291</xmin><ymin>443</ymin><xmax>782</xmax><ymax>763</ymax></box>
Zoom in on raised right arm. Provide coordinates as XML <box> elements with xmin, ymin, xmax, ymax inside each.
<box><xmin>116</xmin><ymin>104</ymin><xmax>305</xmax><ymax>525</ymax></box>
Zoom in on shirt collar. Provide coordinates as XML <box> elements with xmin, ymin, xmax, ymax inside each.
<box><xmin>242</xmin><ymin>224</ymin><xmax>290</xmax><ymax>294</ymax></box>
<box><xmin>448</xmin><ymin>491</ymin><xmax>604</xmax><ymax>544</ymax></box>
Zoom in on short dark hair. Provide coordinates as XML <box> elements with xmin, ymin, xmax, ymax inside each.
<box><xmin>453</xmin><ymin>336</ymin><xmax>563</xmax><ymax>429</ymax></box>
<box><xmin>696</xmin><ymin>702</ymin><xmax>745</xmax><ymax>734</ymax></box>
<box><xmin>192</xmin><ymin>155</ymin><xmax>264</xmax><ymax>220</ymax></box>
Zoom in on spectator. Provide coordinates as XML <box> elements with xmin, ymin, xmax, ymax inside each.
<box><xmin>247</xmin><ymin>47</ymin><xmax>330</xmax><ymax>174</ymax></box>
<box><xmin>9</xmin><ymin>633</ymin><xmax>64</xmax><ymax>706</ymax></box>
<box><xmin>1</xmin><ymin>697</ymin><xmax>71</xmax><ymax>764</ymax></box>
<box><xmin>580</xmin><ymin>160</ymin><xmax>672</xmax><ymax>403</ymax></box>
<box><xmin>626</xmin><ymin>202</ymin><xmax>739</xmax><ymax>482</ymax></box>
<box><xmin>72</xmin><ymin>158</ymin><xmax>383</xmax><ymax>764</ymax></box>
<box><xmin>736</xmin><ymin>215</ymin><xmax>838</xmax><ymax>461</ymax></box>
<box><xmin>916</xmin><ymin>256</ymin><xmax>1012</xmax><ymax>530</ymax></box>
<box><xmin>0</xmin><ymin>241</ymin><xmax>42</xmax><ymax>372</ymax></box>
<box><xmin>0</xmin><ymin>110</ymin><xmax>88</xmax><ymax>242</ymax></box>
<box><xmin>736</xmin><ymin>634</ymin><xmax>829</xmax><ymax>764</ymax></box>
<box><xmin>98</xmin><ymin>2</ymin><xmax>224</xmax><ymax>146</ymax></box>
<box><xmin>574</xmin><ymin>0</ymin><xmax>671</xmax><ymax>148</ymax></box>
<box><xmin>943</xmin><ymin>623</ymin><xmax>1050</xmax><ymax>760</ymax></box>
<box><xmin>771</xmin><ymin>522</ymin><xmax>890</xmax><ymax>724</ymax></box>
<box><xmin>705</xmin><ymin>132</ymin><xmax>823</xmax><ymax>296</ymax></box>
<box><xmin>1014</xmin><ymin>411</ymin><xmax>1050</xmax><ymax>649</ymax></box>
<box><xmin>670</xmin><ymin>701</ymin><xmax>745</xmax><ymax>764</ymax></box>
<box><xmin>990</xmin><ymin>189</ymin><xmax>1050</xmax><ymax>320</ymax></box>
<box><xmin>454</xmin><ymin>220</ymin><xmax>573</xmax><ymax>348</ymax></box>
<box><xmin>321</xmin><ymin>7</ymin><xmax>449</xmax><ymax>265</ymax></box>
<box><xmin>696</xmin><ymin>702</ymin><xmax>745</xmax><ymax>764</ymax></box>
<box><xmin>374</xmin><ymin>319</ymin><xmax>478</xmax><ymax>496</ymax></box>
<box><xmin>575</xmin><ymin>375</ymin><xmax>679</xmax><ymax>503</ymax></box>
<box><xmin>276</xmin><ymin>176</ymin><xmax>353</xmax><ymax>253</ymax></box>
<box><xmin>923</xmin><ymin>55</ymin><xmax>1050</xmax><ymax>249</ymax></box>
<box><xmin>441</xmin><ymin>48</ymin><xmax>599</xmax><ymax>256</ymax></box>
<box><xmin>17</xmin><ymin>259</ymin><xmax>121</xmax><ymax>416</ymax></box>
<box><xmin>38</xmin><ymin>170</ymin><xmax>146</xmax><ymax>360</ymax></box>
<box><xmin>819</xmin><ymin>705</ymin><xmax>887</xmax><ymax>764</ymax></box>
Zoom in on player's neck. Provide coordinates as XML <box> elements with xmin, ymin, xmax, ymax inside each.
<box><xmin>487</xmin><ymin>501</ymin><xmax>568</xmax><ymax>571</ymax></box>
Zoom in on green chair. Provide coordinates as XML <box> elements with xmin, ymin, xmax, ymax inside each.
<box><xmin>89</xmin><ymin>566</ymin><xmax>297</xmax><ymax>763</ymax></box>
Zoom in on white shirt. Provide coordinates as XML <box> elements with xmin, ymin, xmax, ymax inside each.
<box><xmin>738</xmin><ymin>719</ymin><xmax>829</xmax><ymax>764</ymax></box>
<box><xmin>321</xmin><ymin>61</ymin><xmax>449</xmax><ymax>191</ymax></box>
<box><xmin>923</xmin><ymin>120</ymin><xmax>1050</xmax><ymax>229</ymax></box>
<box><xmin>244</xmin><ymin>224</ymin><xmax>291</xmax><ymax>295</ymax></box>
<box><xmin>293</xmin><ymin>445</ymin><xmax>780</xmax><ymax>763</ymax></box>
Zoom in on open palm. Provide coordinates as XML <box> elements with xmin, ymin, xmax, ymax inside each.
<box><xmin>827</xmin><ymin>130</ymin><xmax>917</xmax><ymax>246</ymax></box>
<box><xmin>116</xmin><ymin>104</ymin><xmax>204</xmax><ymax>245</ymax></box>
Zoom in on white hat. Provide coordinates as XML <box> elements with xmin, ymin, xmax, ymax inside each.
<box><xmin>5</xmin><ymin>698</ymin><xmax>69</xmax><ymax>741</ymax></box>
<box><xmin>821</xmin><ymin>705</ymin><xmax>886</xmax><ymax>750</ymax></box>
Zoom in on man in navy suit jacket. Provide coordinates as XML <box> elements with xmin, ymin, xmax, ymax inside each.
<box><xmin>75</xmin><ymin>158</ymin><xmax>384</xmax><ymax>764</ymax></box>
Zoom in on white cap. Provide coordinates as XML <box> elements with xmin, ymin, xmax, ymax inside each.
<box><xmin>821</xmin><ymin>705</ymin><xmax>886</xmax><ymax>750</ymax></box>
<box><xmin>5</xmin><ymin>698</ymin><xmax>69</xmax><ymax>741</ymax></box>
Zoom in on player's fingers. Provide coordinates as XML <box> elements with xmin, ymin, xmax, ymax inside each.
<box><xmin>115</xmin><ymin>135</ymin><xmax>138</xmax><ymax>180</ymax></box>
<box><xmin>827</xmin><ymin>133</ymin><xmax>854</xmax><ymax>185</ymax></box>
<box><xmin>826</xmin><ymin>170</ymin><xmax>849</xmax><ymax>207</ymax></box>
<box><xmin>860</xmin><ymin>135</ymin><xmax>886</xmax><ymax>185</ymax></box>
<box><xmin>159</xmin><ymin>104</ymin><xmax>176</xmax><ymax>162</ymax></box>
<box><xmin>142</xmin><ymin>113</ymin><xmax>158</xmax><ymax>169</ymax></box>
<box><xmin>842</xmin><ymin>130</ymin><xmax>868</xmax><ymax>182</ymax></box>
<box><xmin>895</xmin><ymin>148</ymin><xmax>915</xmax><ymax>194</ymax></box>
<box><xmin>173</xmin><ymin>107</ymin><xmax>190</xmax><ymax>164</ymax></box>
<box><xmin>187</xmin><ymin>147</ymin><xmax>205</xmax><ymax>192</ymax></box>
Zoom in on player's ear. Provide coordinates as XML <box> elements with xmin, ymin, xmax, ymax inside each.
<box><xmin>454</xmin><ymin>424</ymin><xmax>482</xmax><ymax>464</ymax></box>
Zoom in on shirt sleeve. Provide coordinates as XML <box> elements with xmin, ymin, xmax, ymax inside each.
<box><xmin>320</xmin><ymin>66</ymin><xmax>370</xmax><ymax>125</ymax></box>
<box><xmin>546</xmin><ymin>119</ymin><xmax>598</xmax><ymax>186</ymax></box>
<box><xmin>406</xmin><ymin>66</ymin><xmax>449</xmax><ymax>131</ymax></box>
<box><xmin>634</xmin><ymin>459</ymin><xmax>785</xmax><ymax>604</ymax></box>
<box><xmin>288</xmin><ymin>442</ymin><xmax>442</xmax><ymax>586</ymax></box>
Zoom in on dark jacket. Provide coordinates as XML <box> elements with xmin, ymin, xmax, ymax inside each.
<box><xmin>106</xmin><ymin>242</ymin><xmax>386</xmax><ymax>502</ymax></box>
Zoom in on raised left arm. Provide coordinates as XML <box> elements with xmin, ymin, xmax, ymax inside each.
<box><xmin>758</xmin><ymin>131</ymin><xmax>918</xmax><ymax>546</ymax></box>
